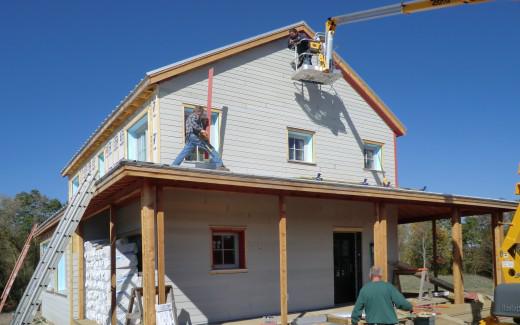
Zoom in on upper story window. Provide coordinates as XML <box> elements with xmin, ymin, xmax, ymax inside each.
<box><xmin>127</xmin><ymin>114</ymin><xmax>148</xmax><ymax>161</ymax></box>
<box><xmin>98</xmin><ymin>152</ymin><xmax>105</xmax><ymax>177</ymax></box>
<box><xmin>211</xmin><ymin>228</ymin><xmax>245</xmax><ymax>270</ymax></box>
<box><xmin>364</xmin><ymin>142</ymin><xmax>383</xmax><ymax>171</ymax></box>
<box><xmin>288</xmin><ymin>128</ymin><xmax>314</xmax><ymax>163</ymax></box>
<box><xmin>71</xmin><ymin>176</ymin><xmax>79</xmax><ymax>195</ymax></box>
<box><xmin>183</xmin><ymin>106</ymin><xmax>221</xmax><ymax>162</ymax></box>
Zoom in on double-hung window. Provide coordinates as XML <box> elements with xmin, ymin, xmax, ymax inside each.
<box><xmin>288</xmin><ymin>129</ymin><xmax>314</xmax><ymax>163</ymax></box>
<box><xmin>211</xmin><ymin>228</ymin><xmax>245</xmax><ymax>270</ymax></box>
<box><xmin>98</xmin><ymin>152</ymin><xmax>105</xmax><ymax>177</ymax></box>
<box><xmin>71</xmin><ymin>176</ymin><xmax>79</xmax><ymax>196</ymax></box>
<box><xmin>41</xmin><ymin>240</ymin><xmax>67</xmax><ymax>294</ymax></box>
<box><xmin>127</xmin><ymin>115</ymin><xmax>148</xmax><ymax>161</ymax></box>
<box><xmin>364</xmin><ymin>142</ymin><xmax>383</xmax><ymax>171</ymax></box>
<box><xmin>183</xmin><ymin>106</ymin><xmax>221</xmax><ymax>162</ymax></box>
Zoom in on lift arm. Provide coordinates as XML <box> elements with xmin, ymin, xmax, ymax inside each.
<box><xmin>322</xmin><ymin>0</ymin><xmax>491</xmax><ymax>71</ymax></box>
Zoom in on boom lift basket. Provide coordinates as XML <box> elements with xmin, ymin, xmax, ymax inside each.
<box><xmin>290</xmin><ymin>38</ymin><xmax>342</xmax><ymax>85</ymax></box>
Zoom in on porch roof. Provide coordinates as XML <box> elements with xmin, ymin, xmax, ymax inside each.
<box><xmin>79</xmin><ymin>160</ymin><xmax>516</xmax><ymax>224</ymax></box>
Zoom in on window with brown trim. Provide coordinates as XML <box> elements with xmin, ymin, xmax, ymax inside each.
<box><xmin>211</xmin><ymin>228</ymin><xmax>245</xmax><ymax>269</ymax></box>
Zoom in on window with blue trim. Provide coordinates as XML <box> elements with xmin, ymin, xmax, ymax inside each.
<box><xmin>128</xmin><ymin>114</ymin><xmax>148</xmax><ymax>161</ymax></box>
<box><xmin>98</xmin><ymin>152</ymin><xmax>105</xmax><ymax>177</ymax></box>
<box><xmin>364</xmin><ymin>143</ymin><xmax>382</xmax><ymax>171</ymax></box>
<box><xmin>288</xmin><ymin>129</ymin><xmax>314</xmax><ymax>163</ymax></box>
<box><xmin>71</xmin><ymin>176</ymin><xmax>79</xmax><ymax>195</ymax></box>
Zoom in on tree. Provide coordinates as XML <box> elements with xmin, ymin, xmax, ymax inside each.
<box><xmin>0</xmin><ymin>190</ymin><xmax>62</xmax><ymax>311</ymax></box>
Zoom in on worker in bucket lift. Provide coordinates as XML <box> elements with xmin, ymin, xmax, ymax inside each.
<box><xmin>288</xmin><ymin>28</ymin><xmax>312</xmax><ymax>68</ymax></box>
<box><xmin>351</xmin><ymin>266</ymin><xmax>413</xmax><ymax>325</ymax></box>
<box><xmin>172</xmin><ymin>105</ymin><xmax>228</xmax><ymax>171</ymax></box>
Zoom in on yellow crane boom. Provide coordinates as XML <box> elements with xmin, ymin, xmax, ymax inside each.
<box><xmin>321</xmin><ymin>0</ymin><xmax>491</xmax><ymax>72</ymax></box>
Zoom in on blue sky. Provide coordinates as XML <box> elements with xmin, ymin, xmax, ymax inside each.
<box><xmin>0</xmin><ymin>1</ymin><xmax>518</xmax><ymax>202</ymax></box>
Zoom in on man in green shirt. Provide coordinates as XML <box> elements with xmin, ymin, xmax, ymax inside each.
<box><xmin>351</xmin><ymin>266</ymin><xmax>413</xmax><ymax>325</ymax></box>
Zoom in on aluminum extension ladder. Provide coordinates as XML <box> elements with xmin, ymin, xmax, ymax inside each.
<box><xmin>10</xmin><ymin>172</ymin><xmax>97</xmax><ymax>325</ymax></box>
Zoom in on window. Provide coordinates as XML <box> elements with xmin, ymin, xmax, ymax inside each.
<box><xmin>71</xmin><ymin>176</ymin><xmax>79</xmax><ymax>196</ymax></box>
<box><xmin>98</xmin><ymin>152</ymin><xmax>105</xmax><ymax>177</ymax></box>
<box><xmin>127</xmin><ymin>114</ymin><xmax>148</xmax><ymax>161</ymax></box>
<box><xmin>364</xmin><ymin>142</ymin><xmax>382</xmax><ymax>171</ymax></box>
<box><xmin>183</xmin><ymin>106</ymin><xmax>221</xmax><ymax>162</ymax></box>
<box><xmin>288</xmin><ymin>129</ymin><xmax>314</xmax><ymax>163</ymax></box>
<box><xmin>211</xmin><ymin>229</ymin><xmax>245</xmax><ymax>270</ymax></box>
<box><xmin>41</xmin><ymin>241</ymin><xmax>67</xmax><ymax>294</ymax></box>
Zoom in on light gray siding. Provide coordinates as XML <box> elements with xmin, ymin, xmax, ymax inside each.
<box><xmin>111</xmin><ymin>188</ymin><xmax>399</xmax><ymax>324</ymax></box>
<box><xmin>159</xmin><ymin>38</ymin><xmax>396</xmax><ymax>185</ymax></box>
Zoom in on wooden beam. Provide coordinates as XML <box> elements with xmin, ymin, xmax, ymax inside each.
<box><xmin>451</xmin><ymin>207</ymin><xmax>464</xmax><ymax>304</ymax></box>
<box><xmin>77</xmin><ymin>224</ymin><xmax>85</xmax><ymax>319</ymax></box>
<box><xmin>110</xmin><ymin>206</ymin><xmax>116</xmax><ymax>325</ymax></box>
<box><xmin>278</xmin><ymin>195</ymin><xmax>288</xmax><ymax>325</ymax></box>
<box><xmin>492</xmin><ymin>211</ymin><xmax>504</xmax><ymax>286</ymax></box>
<box><xmin>69</xmin><ymin>234</ymin><xmax>74</xmax><ymax>323</ymax></box>
<box><xmin>141</xmin><ymin>181</ymin><xmax>157</xmax><ymax>325</ymax></box>
<box><xmin>157</xmin><ymin>186</ymin><xmax>166</xmax><ymax>304</ymax></box>
<box><xmin>432</xmin><ymin>218</ymin><xmax>438</xmax><ymax>291</ymax></box>
<box><xmin>374</xmin><ymin>202</ymin><xmax>388</xmax><ymax>281</ymax></box>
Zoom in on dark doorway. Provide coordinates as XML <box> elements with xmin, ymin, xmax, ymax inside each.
<box><xmin>333</xmin><ymin>232</ymin><xmax>362</xmax><ymax>304</ymax></box>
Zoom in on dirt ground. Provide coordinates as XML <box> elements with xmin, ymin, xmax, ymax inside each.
<box><xmin>0</xmin><ymin>313</ymin><xmax>13</xmax><ymax>325</ymax></box>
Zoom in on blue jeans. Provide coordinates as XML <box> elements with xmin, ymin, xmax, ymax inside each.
<box><xmin>172</xmin><ymin>134</ymin><xmax>223</xmax><ymax>168</ymax></box>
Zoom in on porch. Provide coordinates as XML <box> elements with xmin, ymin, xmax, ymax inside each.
<box><xmin>71</xmin><ymin>160</ymin><xmax>516</xmax><ymax>325</ymax></box>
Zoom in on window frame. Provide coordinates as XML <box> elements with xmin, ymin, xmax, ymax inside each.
<box><xmin>71</xmin><ymin>176</ymin><xmax>79</xmax><ymax>197</ymax></box>
<box><xmin>40</xmin><ymin>239</ymin><xmax>67</xmax><ymax>295</ymax></box>
<box><xmin>363</xmin><ymin>140</ymin><xmax>383</xmax><ymax>172</ymax></box>
<box><xmin>98</xmin><ymin>152</ymin><xmax>105</xmax><ymax>177</ymax></box>
<box><xmin>287</xmin><ymin>128</ymin><xmax>315</xmax><ymax>164</ymax></box>
<box><xmin>127</xmin><ymin>113</ymin><xmax>149</xmax><ymax>162</ymax></box>
<box><xmin>210</xmin><ymin>227</ymin><xmax>246</xmax><ymax>272</ymax></box>
<box><xmin>182</xmin><ymin>104</ymin><xmax>222</xmax><ymax>162</ymax></box>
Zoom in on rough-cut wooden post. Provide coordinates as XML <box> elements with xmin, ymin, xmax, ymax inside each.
<box><xmin>110</xmin><ymin>206</ymin><xmax>116</xmax><ymax>325</ymax></box>
<box><xmin>278</xmin><ymin>195</ymin><xmax>288</xmax><ymax>325</ymax></box>
<box><xmin>374</xmin><ymin>202</ymin><xmax>388</xmax><ymax>281</ymax></box>
<box><xmin>157</xmin><ymin>186</ymin><xmax>166</xmax><ymax>304</ymax></box>
<box><xmin>77</xmin><ymin>224</ymin><xmax>85</xmax><ymax>319</ymax></box>
<box><xmin>141</xmin><ymin>181</ymin><xmax>157</xmax><ymax>325</ymax></box>
<box><xmin>432</xmin><ymin>218</ymin><xmax>438</xmax><ymax>291</ymax></box>
<box><xmin>451</xmin><ymin>207</ymin><xmax>464</xmax><ymax>304</ymax></box>
<box><xmin>492</xmin><ymin>211</ymin><xmax>504</xmax><ymax>286</ymax></box>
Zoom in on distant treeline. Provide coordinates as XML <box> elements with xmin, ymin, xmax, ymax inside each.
<box><xmin>0</xmin><ymin>190</ymin><xmax>62</xmax><ymax>311</ymax></box>
<box><xmin>399</xmin><ymin>213</ymin><xmax>513</xmax><ymax>277</ymax></box>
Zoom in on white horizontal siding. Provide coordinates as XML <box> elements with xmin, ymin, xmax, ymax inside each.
<box><xmin>159</xmin><ymin>38</ymin><xmax>396</xmax><ymax>185</ymax></box>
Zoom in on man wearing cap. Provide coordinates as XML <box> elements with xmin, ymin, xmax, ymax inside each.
<box><xmin>172</xmin><ymin>105</ymin><xmax>228</xmax><ymax>170</ymax></box>
<box><xmin>351</xmin><ymin>266</ymin><xmax>413</xmax><ymax>325</ymax></box>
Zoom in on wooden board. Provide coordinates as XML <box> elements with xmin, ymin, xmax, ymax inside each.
<box><xmin>141</xmin><ymin>181</ymin><xmax>157</xmax><ymax>325</ymax></box>
<box><xmin>157</xmin><ymin>186</ymin><xmax>166</xmax><ymax>304</ymax></box>
<box><xmin>278</xmin><ymin>195</ymin><xmax>288</xmax><ymax>325</ymax></box>
<box><xmin>451</xmin><ymin>208</ymin><xmax>464</xmax><ymax>304</ymax></box>
<box><xmin>110</xmin><ymin>206</ymin><xmax>116</xmax><ymax>325</ymax></box>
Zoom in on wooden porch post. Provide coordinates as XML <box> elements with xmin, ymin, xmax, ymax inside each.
<box><xmin>491</xmin><ymin>211</ymin><xmax>504</xmax><ymax>286</ymax></box>
<box><xmin>374</xmin><ymin>202</ymin><xmax>388</xmax><ymax>281</ymax></box>
<box><xmin>451</xmin><ymin>207</ymin><xmax>464</xmax><ymax>304</ymax></box>
<box><xmin>141</xmin><ymin>181</ymin><xmax>157</xmax><ymax>325</ymax></box>
<box><xmin>76</xmin><ymin>224</ymin><xmax>85</xmax><ymax>319</ymax></box>
<box><xmin>157</xmin><ymin>186</ymin><xmax>166</xmax><ymax>304</ymax></box>
<box><xmin>110</xmin><ymin>206</ymin><xmax>117</xmax><ymax>325</ymax></box>
<box><xmin>432</xmin><ymin>218</ymin><xmax>438</xmax><ymax>291</ymax></box>
<box><xmin>278</xmin><ymin>195</ymin><xmax>288</xmax><ymax>325</ymax></box>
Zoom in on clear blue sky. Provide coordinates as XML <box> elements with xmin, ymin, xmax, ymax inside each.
<box><xmin>0</xmin><ymin>1</ymin><xmax>518</xmax><ymax>202</ymax></box>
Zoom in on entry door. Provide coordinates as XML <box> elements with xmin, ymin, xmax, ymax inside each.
<box><xmin>333</xmin><ymin>232</ymin><xmax>362</xmax><ymax>304</ymax></box>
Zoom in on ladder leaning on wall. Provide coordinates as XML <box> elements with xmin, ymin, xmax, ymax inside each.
<box><xmin>10</xmin><ymin>172</ymin><xmax>97</xmax><ymax>325</ymax></box>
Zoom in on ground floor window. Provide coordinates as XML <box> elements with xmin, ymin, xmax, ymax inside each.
<box><xmin>211</xmin><ymin>228</ymin><xmax>245</xmax><ymax>269</ymax></box>
<box><xmin>41</xmin><ymin>240</ymin><xmax>67</xmax><ymax>294</ymax></box>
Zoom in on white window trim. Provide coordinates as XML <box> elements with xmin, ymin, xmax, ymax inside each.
<box><xmin>363</xmin><ymin>141</ymin><xmax>383</xmax><ymax>172</ymax></box>
<box><xmin>287</xmin><ymin>128</ymin><xmax>315</xmax><ymax>164</ymax></box>
<box><xmin>182</xmin><ymin>105</ymin><xmax>223</xmax><ymax>162</ymax></box>
<box><xmin>127</xmin><ymin>113</ymin><xmax>149</xmax><ymax>162</ymax></box>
